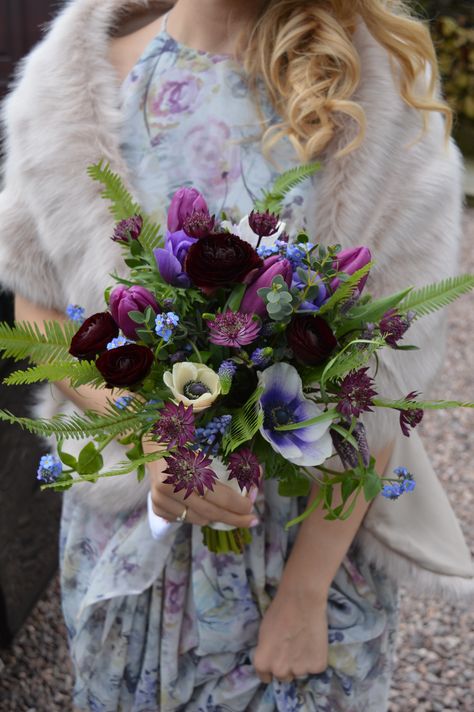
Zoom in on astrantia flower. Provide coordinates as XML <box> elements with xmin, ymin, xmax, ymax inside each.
<box><xmin>228</xmin><ymin>448</ymin><xmax>261</xmax><ymax>491</ymax></box>
<box><xmin>398</xmin><ymin>391</ymin><xmax>424</xmax><ymax>437</ymax></box>
<box><xmin>258</xmin><ymin>362</ymin><xmax>333</xmax><ymax>467</ymax></box>
<box><xmin>182</xmin><ymin>210</ymin><xmax>215</xmax><ymax>239</ymax></box>
<box><xmin>66</xmin><ymin>304</ymin><xmax>85</xmax><ymax>323</ymax></box>
<box><xmin>155</xmin><ymin>312</ymin><xmax>180</xmax><ymax>342</ymax></box>
<box><xmin>208</xmin><ymin>311</ymin><xmax>261</xmax><ymax>347</ymax></box>
<box><xmin>112</xmin><ymin>215</ymin><xmax>143</xmax><ymax>243</ymax></box>
<box><xmin>163</xmin><ymin>362</ymin><xmax>221</xmax><ymax>412</ymax></box>
<box><xmin>380</xmin><ymin>309</ymin><xmax>414</xmax><ymax>348</ymax></box>
<box><xmin>222</xmin><ymin>215</ymin><xmax>287</xmax><ymax>249</ymax></box>
<box><xmin>163</xmin><ymin>447</ymin><xmax>217</xmax><ymax>499</ymax></box>
<box><xmin>37</xmin><ymin>454</ymin><xmax>63</xmax><ymax>484</ymax></box>
<box><xmin>248</xmin><ymin>210</ymin><xmax>280</xmax><ymax>238</ymax></box>
<box><xmin>107</xmin><ymin>335</ymin><xmax>131</xmax><ymax>350</ymax></box>
<box><xmin>152</xmin><ymin>401</ymin><xmax>195</xmax><ymax>448</ymax></box>
<box><xmin>336</xmin><ymin>368</ymin><xmax>378</xmax><ymax>418</ymax></box>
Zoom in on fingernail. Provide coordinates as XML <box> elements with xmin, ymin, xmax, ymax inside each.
<box><xmin>249</xmin><ymin>487</ymin><xmax>259</xmax><ymax>504</ymax></box>
<box><xmin>250</xmin><ymin>517</ymin><xmax>260</xmax><ymax>528</ymax></box>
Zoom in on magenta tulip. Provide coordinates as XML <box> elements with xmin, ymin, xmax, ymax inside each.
<box><xmin>331</xmin><ymin>246</ymin><xmax>372</xmax><ymax>292</ymax></box>
<box><xmin>167</xmin><ymin>188</ymin><xmax>209</xmax><ymax>233</ymax></box>
<box><xmin>240</xmin><ymin>256</ymin><xmax>293</xmax><ymax>317</ymax></box>
<box><xmin>109</xmin><ymin>285</ymin><xmax>160</xmax><ymax>340</ymax></box>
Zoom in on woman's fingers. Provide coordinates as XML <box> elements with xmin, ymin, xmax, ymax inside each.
<box><xmin>150</xmin><ymin>492</ymin><xmax>210</xmax><ymax>526</ymax></box>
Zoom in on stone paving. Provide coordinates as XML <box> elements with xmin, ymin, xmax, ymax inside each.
<box><xmin>0</xmin><ymin>211</ymin><xmax>473</xmax><ymax>712</ymax></box>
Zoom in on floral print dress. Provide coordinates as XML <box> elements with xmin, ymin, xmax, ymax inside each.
<box><xmin>60</xmin><ymin>17</ymin><xmax>399</xmax><ymax>712</ymax></box>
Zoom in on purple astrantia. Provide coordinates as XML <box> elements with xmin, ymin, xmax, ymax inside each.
<box><xmin>112</xmin><ymin>215</ymin><xmax>143</xmax><ymax>243</ymax></box>
<box><xmin>162</xmin><ymin>447</ymin><xmax>217</xmax><ymax>499</ymax></box>
<box><xmin>167</xmin><ymin>187</ymin><xmax>208</xmax><ymax>233</ymax></box>
<box><xmin>336</xmin><ymin>368</ymin><xmax>378</xmax><ymax>418</ymax></box>
<box><xmin>228</xmin><ymin>448</ymin><xmax>261</xmax><ymax>491</ymax></box>
<box><xmin>182</xmin><ymin>210</ymin><xmax>215</xmax><ymax>239</ymax></box>
<box><xmin>380</xmin><ymin>309</ymin><xmax>415</xmax><ymax>347</ymax></box>
<box><xmin>152</xmin><ymin>401</ymin><xmax>195</xmax><ymax>448</ymax></box>
<box><xmin>208</xmin><ymin>311</ymin><xmax>261</xmax><ymax>347</ymax></box>
<box><xmin>248</xmin><ymin>210</ymin><xmax>280</xmax><ymax>238</ymax></box>
<box><xmin>154</xmin><ymin>230</ymin><xmax>197</xmax><ymax>287</ymax></box>
<box><xmin>258</xmin><ymin>362</ymin><xmax>333</xmax><ymax>467</ymax></box>
<box><xmin>398</xmin><ymin>391</ymin><xmax>424</xmax><ymax>437</ymax></box>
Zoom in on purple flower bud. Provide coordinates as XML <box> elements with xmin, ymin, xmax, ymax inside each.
<box><xmin>182</xmin><ymin>210</ymin><xmax>215</xmax><ymax>239</ymax></box>
<box><xmin>240</xmin><ymin>256</ymin><xmax>293</xmax><ymax>317</ymax></box>
<box><xmin>380</xmin><ymin>309</ymin><xmax>413</xmax><ymax>348</ymax></box>
<box><xmin>109</xmin><ymin>285</ymin><xmax>160</xmax><ymax>340</ymax></box>
<box><xmin>331</xmin><ymin>246</ymin><xmax>371</xmax><ymax>292</ymax></box>
<box><xmin>167</xmin><ymin>188</ymin><xmax>208</xmax><ymax>233</ymax></box>
<box><xmin>112</xmin><ymin>215</ymin><xmax>143</xmax><ymax>243</ymax></box>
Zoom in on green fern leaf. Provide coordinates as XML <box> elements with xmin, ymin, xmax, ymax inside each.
<box><xmin>88</xmin><ymin>161</ymin><xmax>163</xmax><ymax>251</ymax></box>
<box><xmin>321</xmin><ymin>338</ymin><xmax>385</xmax><ymax>385</ymax></box>
<box><xmin>317</xmin><ymin>263</ymin><xmax>373</xmax><ymax>316</ymax></box>
<box><xmin>399</xmin><ymin>275</ymin><xmax>474</xmax><ymax>318</ymax></box>
<box><xmin>255</xmin><ymin>163</ymin><xmax>321</xmax><ymax>214</ymax></box>
<box><xmin>222</xmin><ymin>387</ymin><xmax>264</xmax><ymax>455</ymax></box>
<box><xmin>0</xmin><ymin>320</ymin><xmax>77</xmax><ymax>364</ymax></box>
<box><xmin>3</xmin><ymin>360</ymin><xmax>103</xmax><ymax>388</ymax></box>
<box><xmin>374</xmin><ymin>397</ymin><xmax>474</xmax><ymax>411</ymax></box>
<box><xmin>0</xmin><ymin>400</ymin><xmax>157</xmax><ymax>440</ymax></box>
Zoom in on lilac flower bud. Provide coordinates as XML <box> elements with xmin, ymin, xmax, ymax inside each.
<box><xmin>109</xmin><ymin>285</ymin><xmax>160</xmax><ymax>340</ymax></box>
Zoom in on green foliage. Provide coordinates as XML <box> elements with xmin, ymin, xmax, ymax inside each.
<box><xmin>88</xmin><ymin>161</ymin><xmax>163</xmax><ymax>251</ymax></box>
<box><xmin>258</xmin><ymin>275</ymin><xmax>294</xmax><ymax>321</ymax></box>
<box><xmin>3</xmin><ymin>360</ymin><xmax>103</xmax><ymax>388</ymax></box>
<box><xmin>374</xmin><ymin>397</ymin><xmax>474</xmax><ymax>410</ymax></box>
<box><xmin>317</xmin><ymin>263</ymin><xmax>373</xmax><ymax>316</ymax></box>
<box><xmin>222</xmin><ymin>387</ymin><xmax>264</xmax><ymax>455</ymax></box>
<box><xmin>320</xmin><ymin>338</ymin><xmax>385</xmax><ymax>385</ymax></box>
<box><xmin>399</xmin><ymin>275</ymin><xmax>474</xmax><ymax>319</ymax></box>
<box><xmin>255</xmin><ymin>163</ymin><xmax>321</xmax><ymax>214</ymax></box>
<box><xmin>0</xmin><ymin>399</ymin><xmax>158</xmax><ymax>440</ymax></box>
<box><xmin>77</xmin><ymin>442</ymin><xmax>104</xmax><ymax>476</ymax></box>
<box><xmin>278</xmin><ymin>469</ymin><xmax>312</xmax><ymax>497</ymax></box>
<box><xmin>0</xmin><ymin>320</ymin><xmax>77</xmax><ymax>364</ymax></box>
<box><xmin>343</xmin><ymin>287</ymin><xmax>413</xmax><ymax>325</ymax></box>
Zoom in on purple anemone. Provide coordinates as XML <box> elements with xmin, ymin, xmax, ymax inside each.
<box><xmin>258</xmin><ymin>362</ymin><xmax>333</xmax><ymax>467</ymax></box>
<box><xmin>154</xmin><ymin>229</ymin><xmax>197</xmax><ymax>287</ymax></box>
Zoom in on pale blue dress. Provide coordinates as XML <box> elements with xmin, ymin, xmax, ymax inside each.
<box><xmin>60</xmin><ymin>18</ymin><xmax>399</xmax><ymax>712</ymax></box>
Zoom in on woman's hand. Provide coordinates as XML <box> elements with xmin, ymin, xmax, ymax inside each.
<box><xmin>253</xmin><ymin>588</ymin><xmax>328</xmax><ymax>684</ymax></box>
<box><xmin>144</xmin><ymin>439</ymin><xmax>260</xmax><ymax>528</ymax></box>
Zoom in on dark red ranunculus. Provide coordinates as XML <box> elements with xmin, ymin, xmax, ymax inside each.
<box><xmin>185</xmin><ymin>233</ymin><xmax>263</xmax><ymax>290</ymax></box>
<box><xmin>287</xmin><ymin>315</ymin><xmax>337</xmax><ymax>366</ymax></box>
<box><xmin>69</xmin><ymin>312</ymin><xmax>119</xmax><ymax>360</ymax></box>
<box><xmin>96</xmin><ymin>344</ymin><xmax>154</xmax><ymax>388</ymax></box>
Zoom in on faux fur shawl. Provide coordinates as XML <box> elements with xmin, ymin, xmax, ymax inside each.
<box><xmin>0</xmin><ymin>0</ymin><xmax>472</xmax><ymax>597</ymax></box>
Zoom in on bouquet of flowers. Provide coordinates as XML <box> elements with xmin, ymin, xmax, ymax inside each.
<box><xmin>1</xmin><ymin>161</ymin><xmax>473</xmax><ymax>554</ymax></box>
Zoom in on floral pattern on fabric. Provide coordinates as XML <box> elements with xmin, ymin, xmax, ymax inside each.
<box><xmin>61</xmin><ymin>27</ymin><xmax>399</xmax><ymax>712</ymax></box>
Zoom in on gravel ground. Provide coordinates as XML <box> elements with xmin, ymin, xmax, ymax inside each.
<box><xmin>0</xmin><ymin>210</ymin><xmax>473</xmax><ymax>712</ymax></box>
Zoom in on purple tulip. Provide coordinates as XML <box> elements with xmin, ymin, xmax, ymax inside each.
<box><xmin>240</xmin><ymin>256</ymin><xmax>293</xmax><ymax>317</ymax></box>
<box><xmin>154</xmin><ymin>229</ymin><xmax>197</xmax><ymax>287</ymax></box>
<box><xmin>109</xmin><ymin>285</ymin><xmax>160</xmax><ymax>340</ymax></box>
<box><xmin>331</xmin><ymin>246</ymin><xmax>372</xmax><ymax>292</ymax></box>
<box><xmin>167</xmin><ymin>188</ymin><xmax>209</xmax><ymax>233</ymax></box>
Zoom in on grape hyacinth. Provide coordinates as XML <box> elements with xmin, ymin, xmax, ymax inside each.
<box><xmin>37</xmin><ymin>454</ymin><xmax>63</xmax><ymax>484</ymax></box>
<box><xmin>331</xmin><ymin>422</ymin><xmax>370</xmax><ymax>469</ymax></box>
<box><xmin>162</xmin><ymin>447</ymin><xmax>217</xmax><ymax>499</ymax></box>
<box><xmin>66</xmin><ymin>304</ymin><xmax>85</xmax><ymax>323</ymax></box>
<box><xmin>250</xmin><ymin>347</ymin><xmax>273</xmax><ymax>369</ymax></box>
<box><xmin>155</xmin><ymin>312</ymin><xmax>180</xmax><ymax>342</ymax></box>
<box><xmin>218</xmin><ymin>360</ymin><xmax>237</xmax><ymax>393</ymax></box>
<box><xmin>196</xmin><ymin>415</ymin><xmax>232</xmax><ymax>455</ymax></box>
<box><xmin>115</xmin><ymin>395</ymin><xmax>133</xmax><ymax>410</ymax></box>
<box><xmin>152</xmin><ymin>401</ymin><xmax>195</xmax><ymax>448</ymax></box>
<box><xmin>208</xmin><ymin>311</ymin><xmax>261</xmax><ymax>348</ymax></box>
<box><xmin>228</xmin><ymin>448</ymin><xmax>261</xmax><ymax>491</ymax></box>
<box><xmin>336</xmin><ymin>368</ymin><xmax>378</xmax><ymax>418</ymax></box>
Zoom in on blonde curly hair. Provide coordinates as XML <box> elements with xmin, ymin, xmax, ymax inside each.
<box><xmin>241</xmin><ymin>0</ymin><xmax>452</xmax><ymax>160</ymax></box>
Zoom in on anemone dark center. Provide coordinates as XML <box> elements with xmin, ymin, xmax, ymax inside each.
<box><xmin>184</xmin><ymin>380</ymin><xmax>211</xmax><ymax>399</ymax></box>
<box><xmin>271</xmin><ymin>406</ymin><xmax>292</xmax><ymax>427</ymax></box>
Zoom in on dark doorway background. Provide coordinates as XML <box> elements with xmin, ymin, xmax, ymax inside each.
<box><xmin>0</xmin><ymin>0</ymin><xmax>63</xmax><ymax>648</ymax></box>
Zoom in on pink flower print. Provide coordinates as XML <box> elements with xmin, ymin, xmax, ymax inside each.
<box><xmin>151</xmin><ymin>72</ymin><xmax>202</xmax><ymax>118</ymax></box>
<box><xmin>183</xmin><ymin>119</ymin><xmax>241</xmax><ymax>196</ymax></box>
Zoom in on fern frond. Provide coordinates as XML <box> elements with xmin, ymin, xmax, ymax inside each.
<box><xmin>321</xmin><ymin>339</ymin><xmax>384</xmax><ymax>385</ymax></box>
<box><xmin>0</xmin><ymin>320</ymin><xmax>77</xmax><ymax>364</ymax></box>
<box><xmin>399</xmin><ymin>275</ymin><xmax>474</xmax><ymax>318</ymax></box>
<box><xmin>374</xmin><ymin>398</ymin><xmax>474</xmax><ymax>411</ymax></box>
<box><xmin>255</xmin><ymin>163</ymin><xmax>321</xmax><ymax>214</ymax></box>
<box><xmin>317</xmin><ymin>263</ymin><xmax>373</xmax><ymax>316</ymax></box>
<box><xmin>0</xmin><ymin>400</ymin><xmax>157</xmax><ymax>440</ymax></box>
<box><xmin>88</xmin><ymin>161</ymin><xmax>163</xmax><ymax>251</ymax></box>
<box><xmin>222</xmin><ymin>387</ymin><xmax>264</xmax><ymax>455</ymax></box>
<box><xmin>3</xmin><ymin>360</ymin><xmax>103</xmax><ymax>388</ymax></box>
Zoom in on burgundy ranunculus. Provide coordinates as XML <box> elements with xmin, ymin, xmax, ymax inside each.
<box><xmin>96</xmin><ymin>344</ymin><xmax>154</xmax><ymax>388</ymax></box>
<box><xmin>185</xmin><ymin>233</ymin><xmax>263</xmax><ymax>290</ymax></box>
<box><xmin>69</xmin><ymin>312</ymin><xmax>119</xmax><ymax>360</ymax></box>
<box><xmin>287</xmin><ymin>314</ymin><xmax>337</xmax><ymax>366</ymax></box>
